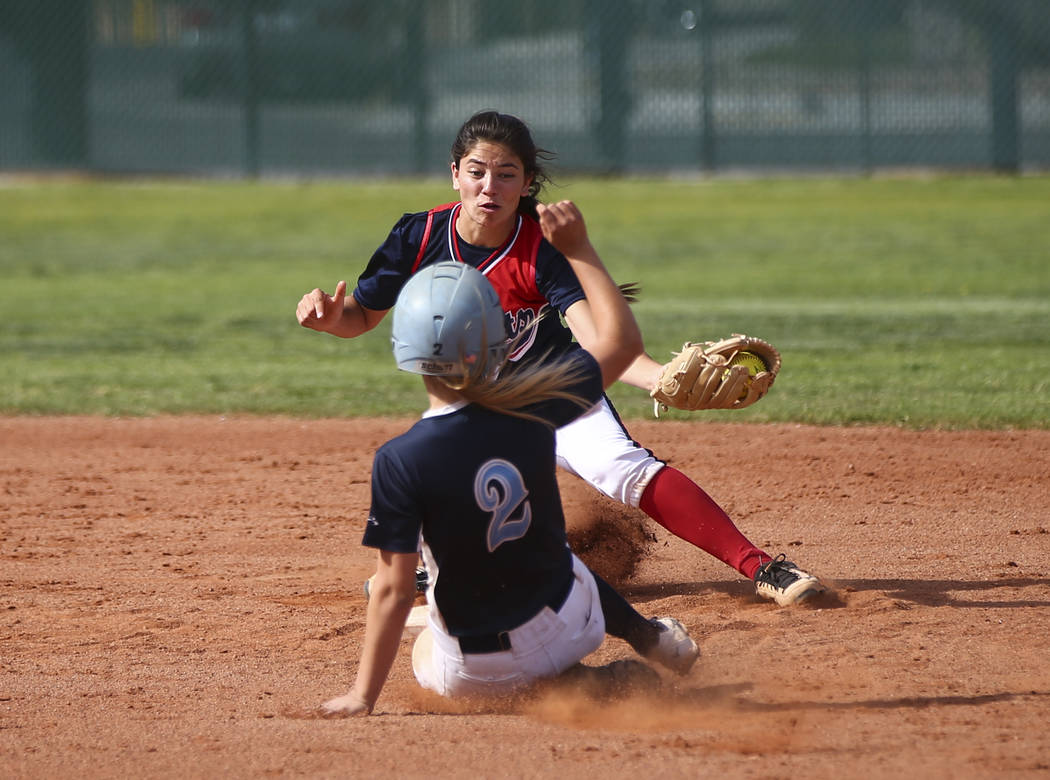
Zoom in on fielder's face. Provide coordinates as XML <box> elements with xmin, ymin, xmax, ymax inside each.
<box><xmin>451</xmin><ymin>142</ymin><xmax>533</xmax><ymax>247</ymax></box>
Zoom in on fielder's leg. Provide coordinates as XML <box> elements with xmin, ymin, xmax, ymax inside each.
<box><xmin>555</xmin><ymin>395</ymin><xmax>768</xmax><ymax>578</ymax></box>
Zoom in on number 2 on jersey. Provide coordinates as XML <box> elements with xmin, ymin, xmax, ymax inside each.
<box><xmin>474</xmin><ymin>459</ymin><xmax>532</xmax><ymax>552</ymax></box>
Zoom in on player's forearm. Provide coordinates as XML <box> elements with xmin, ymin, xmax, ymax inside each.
<box><xmin>566</xmin><ymin>248</ymin><xmax>642</xmax><ymax>358</ymax></box>
<box><xmin>537</xmin><ymin>200</ymin><xmax>643</xmax><ymax>384</ymax></box>
<box><xmin>320</xmin><ymin>298</ymin><xmax>389</xmax><ymax>340</ymax></box>
<box><xmin>351</xmin><ymin>583</ymin><xmax>416</xmax><ymax>709</ymax></box>
<box><xmin>619</xmin><ymin>353</ymin><xmax>664</xmax><ymax>392</ymax></box>
<box><xmin>323</xmin><ymin>301</ymin><xmax>376</xmax><ymax>339</ymax></box>
<box><xmin>561</xmin><ymin>257</ymin><xmax>643</xmax><ymax>386</ymax></box>
<box><xmin>566</xmin><ymin>302</ymin><xmax>660</xmax><ymax>392</ymax></box>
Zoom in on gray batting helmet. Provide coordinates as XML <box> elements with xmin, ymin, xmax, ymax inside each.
<box><xmin>391</xmin><ymin>262</ymin><xmax>507</xmax><ymax>377</ymax></box>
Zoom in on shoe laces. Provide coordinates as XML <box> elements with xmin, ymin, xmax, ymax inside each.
<box><xmin>756</xmin><ymin>553</ymin><xmax>803</xmax><ymax>586</ymax></box>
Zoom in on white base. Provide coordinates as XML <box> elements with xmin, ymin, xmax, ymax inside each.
<box><xmin>404</xmin><ymin>604</ymin><xmax>429</xmax><ymax>636</ymax></box>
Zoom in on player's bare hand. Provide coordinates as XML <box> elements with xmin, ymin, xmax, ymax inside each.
<box><xmin>537</xmin><ymin>200</ymin><xmax>591</xmax><ymax>257</ymax></box>
<box><xmin>296</xmin><ymin>280</ymin><xmax>347</xmax><ymax>332</ymax></box>
<box><xmin>319</xmin><ymin>691</ymin><xmax>372</xmax><ymax>718</ymax></box>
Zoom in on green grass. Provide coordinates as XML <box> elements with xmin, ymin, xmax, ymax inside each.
<box><xmin>1</xmin><ymin>176</ymin><xmax>1047</xmax><ymax>428</ymax></box>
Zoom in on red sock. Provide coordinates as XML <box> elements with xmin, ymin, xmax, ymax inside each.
<box><xmin>639</xmin><ymin>466</ymin><xmax>768</xmax><ymax>579</ymax></box>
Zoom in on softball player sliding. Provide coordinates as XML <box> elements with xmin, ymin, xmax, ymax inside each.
<box><xmin>321</xmin><ymin>202</ymin><xmax>697</xmax><ymax>715</ymax></box>
<box><xmin>297</xmin><ymin>110</ymin><xmax>823</xmax><ymax>608</ymax></box>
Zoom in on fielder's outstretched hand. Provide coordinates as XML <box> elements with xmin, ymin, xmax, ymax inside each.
<box><xmin>319</xmin><ymin>691</ymin><xmax>371</xmax><ymax>718</ymax></box>
<box><xmin>296</xmin><ymin>280</ymin><xmax>347</xmax><ymax>332</ymax></box>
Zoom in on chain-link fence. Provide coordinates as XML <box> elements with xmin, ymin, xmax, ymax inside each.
<box><xmin>2</xmin><ymin>0</ymin><xmax>1048</xmax><ymax>176</ymax></box>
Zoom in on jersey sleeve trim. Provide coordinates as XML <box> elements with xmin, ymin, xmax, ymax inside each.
<box><xmin>411</xmin><ymin>202</ymin><xmax>458</xmax><ymax>274</ymax></box>
<box><xmin>410</xmin><ymin>210</ymin><xmax>435</xmax><ymax>274</ymax></box>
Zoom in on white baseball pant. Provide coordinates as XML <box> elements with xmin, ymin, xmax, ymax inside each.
<box><xmin>411</xmin><ymin>554</ymin><xmax>605</xmax><ymax>697</ymax></box>
<box><xmin>554</xmin><ymin>395</ymin><xmax>665</xmax><ymax>507</ymax></box>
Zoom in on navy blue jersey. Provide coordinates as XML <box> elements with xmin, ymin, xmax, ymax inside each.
<box><xmin>354</xmin><ymin>203</ymin><xmax>585</xmax><ymax>365</ymax></box>
<box><xmin>362</xmin><ymin>351</ymin><xmax>603</xmax><ymax>637</ymax></box>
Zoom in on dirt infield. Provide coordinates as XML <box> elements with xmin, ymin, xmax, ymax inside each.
<box><xmin>2</xmin><ymin>416</ymin><xmax>1049</xmax><ymax>779</ymax></box>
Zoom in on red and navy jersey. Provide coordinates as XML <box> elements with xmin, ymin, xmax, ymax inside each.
<box><xmin>362</xmin><ymin>351</ymin><xmax>603</xmax><ymax>637</ymax></box>
<box><xmin>353</xmin><ymin>203</ymin><xmax>585</xmax><ymax>364</ymax></box>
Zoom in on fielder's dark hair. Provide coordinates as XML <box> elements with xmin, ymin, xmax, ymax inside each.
<box><xmin>450</xmin><ymin>110</ymin><xmax>555</xmax><ymax>221</ymax></box>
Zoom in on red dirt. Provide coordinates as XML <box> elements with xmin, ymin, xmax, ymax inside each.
<box><xmin>2</xmin><ymin>416</ymin><xmax>1049</xmax><ymax>779</ymax></box>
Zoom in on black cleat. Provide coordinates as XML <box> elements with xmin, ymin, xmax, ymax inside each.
<box><xmin>753</xmin><ymin>554</ymin><xmax>825</xmax><ymax>606</ymax></box>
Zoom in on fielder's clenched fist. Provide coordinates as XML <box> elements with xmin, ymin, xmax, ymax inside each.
<box><xmin>536</xmin><ymin>200</ymin><xmax>591</xmax><ymax>259</ymax></box>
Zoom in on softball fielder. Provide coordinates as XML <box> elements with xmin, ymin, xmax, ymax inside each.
<box><xmin>321</xmin><ymin>203</ymin><xmax>697</xmax><ymax>715</ymax></box>
<box><xmin>297</xmin><ymin>111</ymin><xmax>823</xmax><ymax>607</ymax></box>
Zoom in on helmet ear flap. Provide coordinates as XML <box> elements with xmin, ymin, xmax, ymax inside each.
<box><xmin>391</xmin><ymin>262</ymin><xmax>507</xmax><ymax>378</ymax></box>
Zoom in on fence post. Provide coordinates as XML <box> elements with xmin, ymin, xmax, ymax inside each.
<box><xmin>22</xmin><ymin>0</ymin><xmax>89</xmax><ymax>168</ymax></box>
<box><xmin>588</xmin><ymin>0</ymin><xmax>629</xmax><ymax>172</ymax></box>
<box><xmin>240</xmin><ymin>0</ymin><xmax>260</xmax><ymax>177</ymax></box>
<box><xmin>986</xmin><ymin>9</ymin><xmax>1019</xmax><ymax>173</ymax></box>
<box><xmin>404</xmin><ymin>9</ymin><xmax>429</xmax><ymax>175</ymax></box>
<box><xmin>858</xmin><ymin>0</ymin><xmax>874</xmax><ymax>174</ymax></box>
<box><xmin>698</xmin><ymin>0</ymin><xmax>716</xmax><ymax>172</ymax></box>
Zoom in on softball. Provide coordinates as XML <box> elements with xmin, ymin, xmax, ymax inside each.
<box><xmin>724</xmin><ymin>351</ymin><xmax>767</xmax><ymax>399</ymax></box>
<box><xmin>729</xmin><ymin>351</ymin><xmax>767</xmax><ymax>377</ymax></box>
